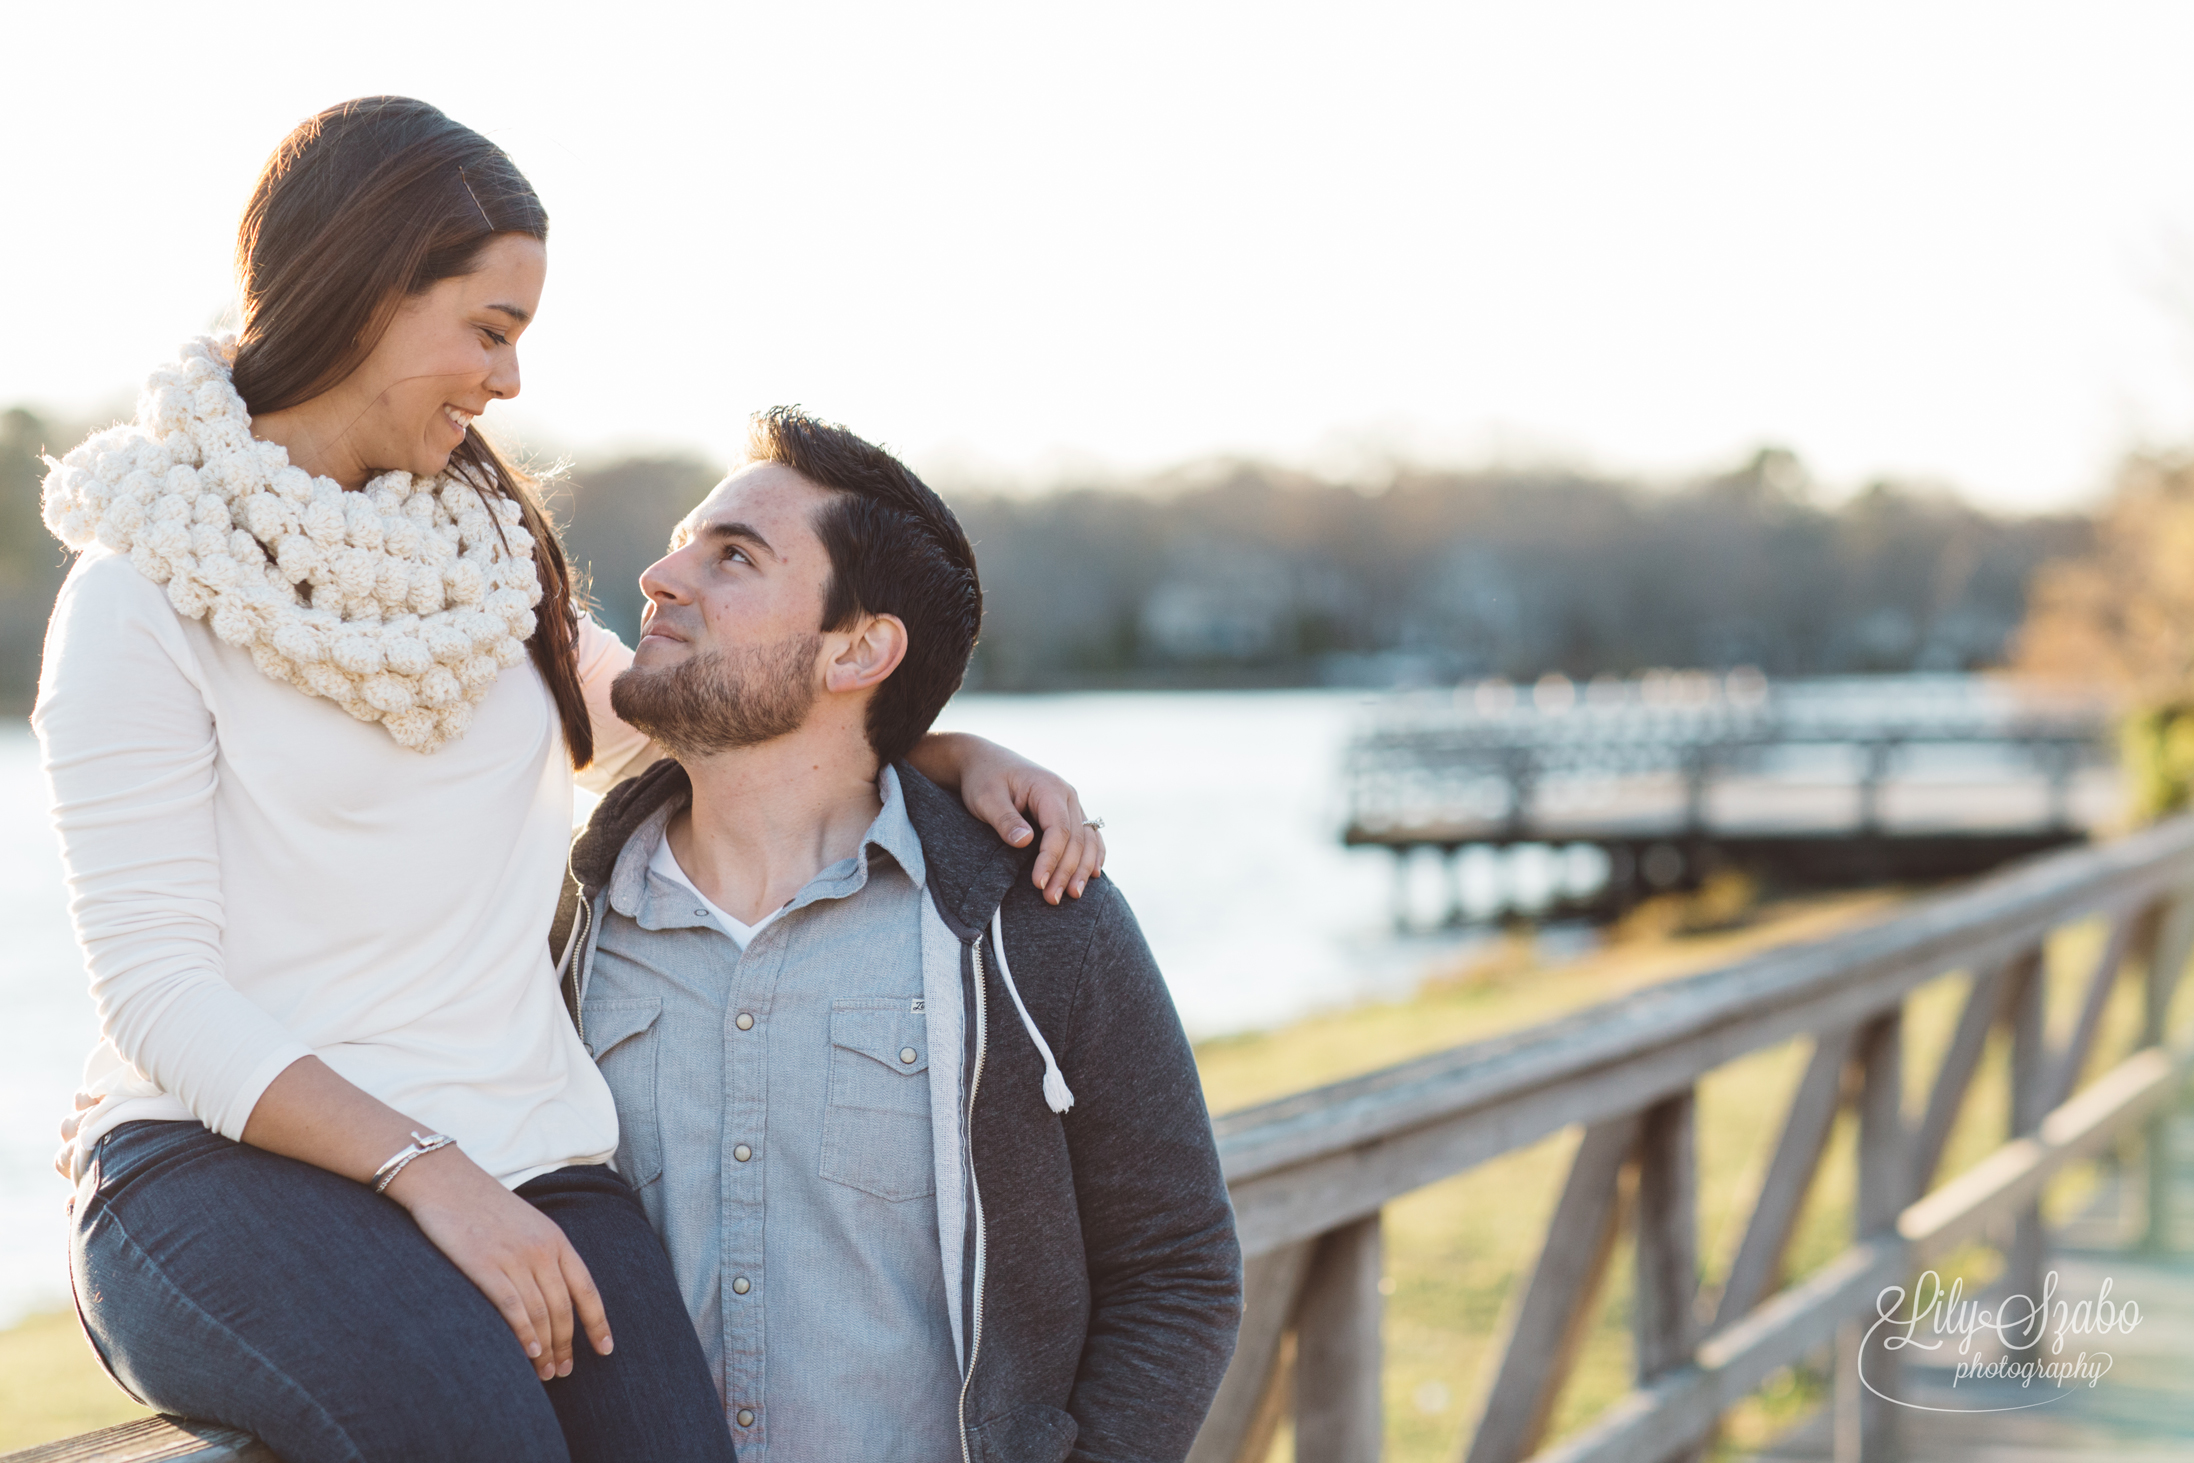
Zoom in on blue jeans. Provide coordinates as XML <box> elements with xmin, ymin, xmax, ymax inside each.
<box><xmin>71</xmin><ymin>1121</ymin><xmax>736</xmax><ymax>1463</ymax></box>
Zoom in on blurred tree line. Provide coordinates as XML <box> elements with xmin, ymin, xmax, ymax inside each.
<box><xmin>548</xmin><ymin>444</ymin><xmax>2085</xmax><ymax>691</ymax></box>
<box><xmin>0</xmin><ymin>407</ymin><xmax>2090</xmax><ymax>711</ymax></box>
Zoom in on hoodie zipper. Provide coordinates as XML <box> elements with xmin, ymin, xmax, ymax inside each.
<box><xmin>558</xmin><ymin>888</ymin><xmax>594</xmax><ymax>1047</ymax></box>
<box><xmin>957</xmin><ymin>931</ymin><xmax>991</xmax><ymax>1463</ymax></box>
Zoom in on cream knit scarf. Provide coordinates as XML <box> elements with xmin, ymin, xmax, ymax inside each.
<box><xmin>41</xmin><ymin>336</ymin><xmax>543</xmax><ymax>753</ymax></box>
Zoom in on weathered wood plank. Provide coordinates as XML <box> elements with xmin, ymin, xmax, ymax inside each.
<box><xmin>1295</xmin><ymin>1215</ymin><xmax>1384</xmax><ymax>1463</ymax></box>
<box><xmin>1223</xmin><ymin>831</ymin><xmax>2191</xmax><ymax>1257</ymax></box>
<box><xmin>0</xmin><ymin>1419</ymin><xmax>273</xmax><ymax>1463</ymax></box>
<box><xmin>1528</xmin><ymin>1042</ymin><xmax>2184</xmax><ymax>1463</ymax></box>
<box><xmin>1711</xmin><ymin>1026</ymin><xmax>1857</xmax><ymax>1331</ymax></box>
<box><xmin>1908</xmin><ymin>955</ymin><xmax>2019</xmax><ymax>1195</ymax></box>
<box><xmin>1528</xmin><ymin>1241</ymin><xmax>1906</xmax><ymax>1463</ymax></box>
<box><xmin>2040</xmin><ymin>905</ymin><xmax>2146</xmax><ymax>1115</ymax></box>
<box><xmin>1633</xmin><ymin>1089</ymin><xmax>1697</xmax><ymax>1384</ymax></box>
<box><xmin>2003</xmin><ymin>947</ymin><xmax>2047</xmax><ymax>1355</ymax></box>
<box><xmin>2141</xmin><ymin>897</ymin><xmax>2194</xmax><ymax>1252</ymax></box>
<box><xmin>1837</xmin><ymin>1012</ymin><xmax>1905</xmax><ymax>1463</ymax></box>
<box><xmin>1219</xmin><ymin>818</ymin><xmax>2194</xmax><ymax>1188</ymax></box>
<box><xmin>1900</xmin><ymin>1045</ymin><xmax>2181</xmax><ymax>1261</ymax></box>
<box><xmin>1462</xmin><ymin>1116</ymin><xmax>1638</xmax><ymax>1463</ymax></box>
<box><xmin>1186</xmin><ymin>1238</ymin><xmax>1315</xmax><ymax>1463</ymax></box>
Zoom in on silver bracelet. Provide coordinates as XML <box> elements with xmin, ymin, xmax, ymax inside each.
<box><xmin>371</xmin><ymin>1130</ymin><xmax>455</xmax><ymax>1195</ymax></box>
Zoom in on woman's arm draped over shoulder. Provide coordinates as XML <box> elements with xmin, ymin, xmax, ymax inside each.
<box><xmin>33</xmin><ymin>556</ymin><xmax>312</xmax><ymax>1140</ymax></box>
<box><xmin>906</xmin><ymin>730</ymin><xmax>1109</xmax><ymax>903</ymax></box>
<box><xmin>573</xmin><ymin>614</ymin><xmax>662</xmax><ymax>793</ymax></box>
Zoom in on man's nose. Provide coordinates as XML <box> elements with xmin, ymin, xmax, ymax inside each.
<box><xmin>638</xmin><ymin>548</ymin><xmax>695</xmax><ymax>604</ymax></box>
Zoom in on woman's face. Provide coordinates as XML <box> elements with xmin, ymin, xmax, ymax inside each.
<box><xmin>297</xmin><ymin>233</ymin><xmax>547</xmax><ymax>483</ymax></box>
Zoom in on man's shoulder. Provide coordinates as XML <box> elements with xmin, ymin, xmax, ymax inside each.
<box><xmin>572</xmin><ymin>756</ymin><xmax>688</xmax><ymax>893</ymax></box>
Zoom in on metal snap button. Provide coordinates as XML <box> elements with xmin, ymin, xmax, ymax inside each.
<box><xmin>736</xmin><ymin>1409</ymin><xmax>755</xmax><ymax>1427</ymax></box>
<box><xmin>734</xmin><ymin>1144</ymin><xmax>752</xmax><ymax>1163</ymax></box>
<box><xmin>732</xmin><ymin>1276</ymin><xmax>750</xmax><ymax>1295</ymax></box>
<box><xmin>736</xmin><ymin>1012</ymin><xmax>754</xmax><ymax>1030</ymax></box>
<box><xmin>900</xmin><ymin>1046</ymin><xmax>919</xmax><ymax>1064</ymax></box>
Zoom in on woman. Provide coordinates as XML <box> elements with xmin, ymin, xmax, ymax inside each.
<box><xmin>37</xmin><ymin>96</ymin><xmax>1103</xmax><ymax>1462</ymax></box>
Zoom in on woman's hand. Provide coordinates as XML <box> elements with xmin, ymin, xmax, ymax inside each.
<box><xmin>908</xmin><ymin>732</ymin><xmax>1107</xmax><ymax>904</ymax></box>
<box><xmin>55</xmin><ymin>1091</ymin><xmax>105</xmax><ymax>1178</ymax></box>
<box><xmin>386</xmin><ymin>1147</ymin><xmax>613</xmax><ymax>1382</ymax></box>
<box><xmin>237</xmin><ymin>1055</ymin><xmax>611</xmax><ymax>1381</ymax></box>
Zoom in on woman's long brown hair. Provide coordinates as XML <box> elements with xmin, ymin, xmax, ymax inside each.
<box><xmin>230</xmin><ymin>96</ymin><xmax>593</xmax><ymax>767</ymax></box>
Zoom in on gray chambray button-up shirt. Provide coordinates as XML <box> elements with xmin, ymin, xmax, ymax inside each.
<box><xmin>581</xmin><ymin>767</ymin><xmax>962</xmax><ymax>1462</ymax></box>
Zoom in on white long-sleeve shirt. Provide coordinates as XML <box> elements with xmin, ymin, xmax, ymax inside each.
<box><xmin>36</xmin><ymin>547</ymin><xmax>655</xmax><ymax>1186</ymax></box>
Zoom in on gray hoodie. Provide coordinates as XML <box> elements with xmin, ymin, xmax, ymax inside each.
<box><xmin>555</xmin><ymin>759</ymin><xmax>1243</xmax><ymax>1463</ymax></box>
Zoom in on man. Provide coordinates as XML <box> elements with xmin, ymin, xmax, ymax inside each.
<box><xmin>554</xmin><ymin>408</ymin><xmax>1242</xmax><ymax>1462</ymax></box>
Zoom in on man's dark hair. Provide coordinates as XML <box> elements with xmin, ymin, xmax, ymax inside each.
<box><xmin>747</xmin><ymin>406</ymin><xmax>981</xmax><ymax>763</ymax></box>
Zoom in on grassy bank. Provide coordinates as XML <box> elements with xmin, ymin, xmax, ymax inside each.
<box><xmin>0</xmin><ymin>888</ymin><xmax>2157</xmax><ymax>1458</ymax></box>
<box><xmin>0</xmin><ymin>1310</ymin><xmax>148</xmax><ymax>1450</ymax></box>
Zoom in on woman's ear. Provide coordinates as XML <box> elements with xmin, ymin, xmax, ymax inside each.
<box><xmin>825</xmin><ymin>613</ymin><xmax>908</xmax><ymax>694</ymax></box>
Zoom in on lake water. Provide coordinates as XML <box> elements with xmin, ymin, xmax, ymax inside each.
<box><xmin>0</xmin><ymin>692</ymin><xmax>1496</xmax><ymax>1328</ymax></box>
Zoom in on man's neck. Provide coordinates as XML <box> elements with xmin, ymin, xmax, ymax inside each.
<box><xmin>666</xmin><ymin>723</ymin><xmax>884</xmax><ymax>927</ymax></box>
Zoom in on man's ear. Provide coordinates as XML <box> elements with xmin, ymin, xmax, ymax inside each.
<box><xmin>824</xmin><ymin>613</ymin><xmax>908</xmax><ymax>694</ymax></box>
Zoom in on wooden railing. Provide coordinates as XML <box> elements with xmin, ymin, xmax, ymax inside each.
<box><xmin>1189</xmin><ymin>815</ymin><xmax>2194</xmax><ymax>1463</ymax></box>
<box><xmin>12</xmin><ymin>819</ymin><xmax>2194</xmax><ymax>1463</ymax></box>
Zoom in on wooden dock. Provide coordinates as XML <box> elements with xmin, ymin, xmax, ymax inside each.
<box><xmin>1343</xmin><ymin>674</ymin><xmax>2122</xmax><ymax>917</ymax></box>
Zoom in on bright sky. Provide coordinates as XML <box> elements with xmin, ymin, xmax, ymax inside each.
<box><xmin>9</xmin><ymin>2</ymin><xmax>2194</xmax><ymax>509</ymax></box>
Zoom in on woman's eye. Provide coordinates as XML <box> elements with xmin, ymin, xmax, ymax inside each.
<box><xmin>480</xmin><ymin>328</ymin><xmax>510</xmax><ymax>347</ymax></box>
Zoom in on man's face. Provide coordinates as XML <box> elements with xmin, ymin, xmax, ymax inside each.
<box><xmin>609</xmin><ymin>462</ymin><xmax>837</xmax><ymax>757</ymax></box>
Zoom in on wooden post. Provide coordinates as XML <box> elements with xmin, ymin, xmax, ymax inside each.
<box><xmin>1856</xmin><ymin>742</ymin><xmax>1894</xmax><ymax>835</ymax></box>
<box><xmin>1391</xmin><ymin>848</ymin><xmax>1413</xmax><ymax>934</ymax></box>
<box><xmin>2004</xmin><ymin>951</ymin><xmax>2047</xmax><ymax>1361</ymax></box>
<box><xmin>2143</xmin><ymin>897</ymin><xmax>2194</xmax><ymax>1253</ymax></box>
<box><xmin>1634</xmin><ymin>1089</ymin><xmax>1697</xmax><ymax>1383</ymax></box>
<box><xmin>1464</xmin><ymin>1116</ymin><xmax>1640</xmax><ymax>1463</ymax></box>
<box><xmin>1188</xmin><ymin>1240</ymin><xmax>1316</xmax><ymax>1463</ymax></box>
<box><xmin>1714</xmin><ymin>1027</ymin><xmax>1859</xmax><ymax>1330</ymax></box>
<box><xmin>1295</xmin><ymin>1213</ymin><xmax>1385</xmax><ymax>1463</ymax></box>
<box><xmin>1834</xmin><ymin>1010</ymin><xmax>1904</xmax><ymax>1463</ymax></box>
<box><xmin>1909</xmin><ymin>958</ymin><xmax>2019</xmax><ymax>1197</ymax></box>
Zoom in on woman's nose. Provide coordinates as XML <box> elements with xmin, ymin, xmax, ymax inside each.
<box><xmin>487</xmin><ymin>350</ymin><xmax>521</xmax><ymax>401</ymax></box>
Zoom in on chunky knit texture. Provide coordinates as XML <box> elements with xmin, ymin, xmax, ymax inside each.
<box><xmin>41</xmin><ymin>336</ymin><xmax>542</xmax><ymax>752</ymax></box>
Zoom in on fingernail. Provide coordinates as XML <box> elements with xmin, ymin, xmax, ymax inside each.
<box><xmin>528</xmin><ymin>1343</ymin><xmax>542</xmax><ymax>1357</ymax></box>
<box><xmin>1072</xmin><ymin>882</ymin><xmax>1085</xmax><ymax>897</ymax></box>
<box><xmin>601</xmin><ymin>1337</ymin><xmax>615</xmax><ymax>1355</ymax></box>
<box><xmin>1012</xmin><ymin>825</ymin><xmax>1031</xmax><ymax>843</ymax></box>
<box><xmin>559</xmin><ymin>1361</ymin><xmax>573</xmax><ymax>1377</ymax></box>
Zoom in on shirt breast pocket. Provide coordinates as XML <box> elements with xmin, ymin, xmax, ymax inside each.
<box><xmin>583</xmin><ymin>997</ymin><xmax>664</xmax><ymax>1191</ymax></box>
<box><xmin>819</xmin><ymin>999</ymin><xmax>934</xmax><ymax>1202</ymax></box>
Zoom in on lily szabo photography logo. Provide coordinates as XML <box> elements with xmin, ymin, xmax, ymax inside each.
<box><xmin>1859</xmin><ymin>1270</ymin><xmax>2142</xmax><ymax>1411</ymax></box>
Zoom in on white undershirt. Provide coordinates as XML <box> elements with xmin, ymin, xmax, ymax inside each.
<box><xmin>648</xmin><ymin>835</ymin><xmax>784</xmax><ymax>950</ymax></box>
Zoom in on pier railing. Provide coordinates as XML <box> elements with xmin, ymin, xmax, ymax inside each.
<box><xmin>1342</xmin><ymin>677</ymin><xmax>2121</xmax><ymax>911</ymax></box>
<box><xmin>13</xmin><ymin>817</ymin><xmax>2194</xmax><ymax>1463</ymax></box>
<box><xmin>1189</xmin><ymin>814</ymin><xmax>2194</xmax><ymax>1463</ymax></box>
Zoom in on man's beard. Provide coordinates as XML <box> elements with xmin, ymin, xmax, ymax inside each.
<box><xmin>609</xmin><ymin>632</ymin><xmax>824</xmax><ymax>759</ymax></box>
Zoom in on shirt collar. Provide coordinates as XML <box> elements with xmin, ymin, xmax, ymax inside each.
<box><xmin>607</xmin><ymin>764</ymin><xmax>927</xmax><ymax>927</ymax></box>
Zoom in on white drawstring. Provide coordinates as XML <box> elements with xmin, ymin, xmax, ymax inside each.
<box><xmin>989</xmin><ymin>908</ymin><xmax>1075</xmax><ymax>1114</ymax></box>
